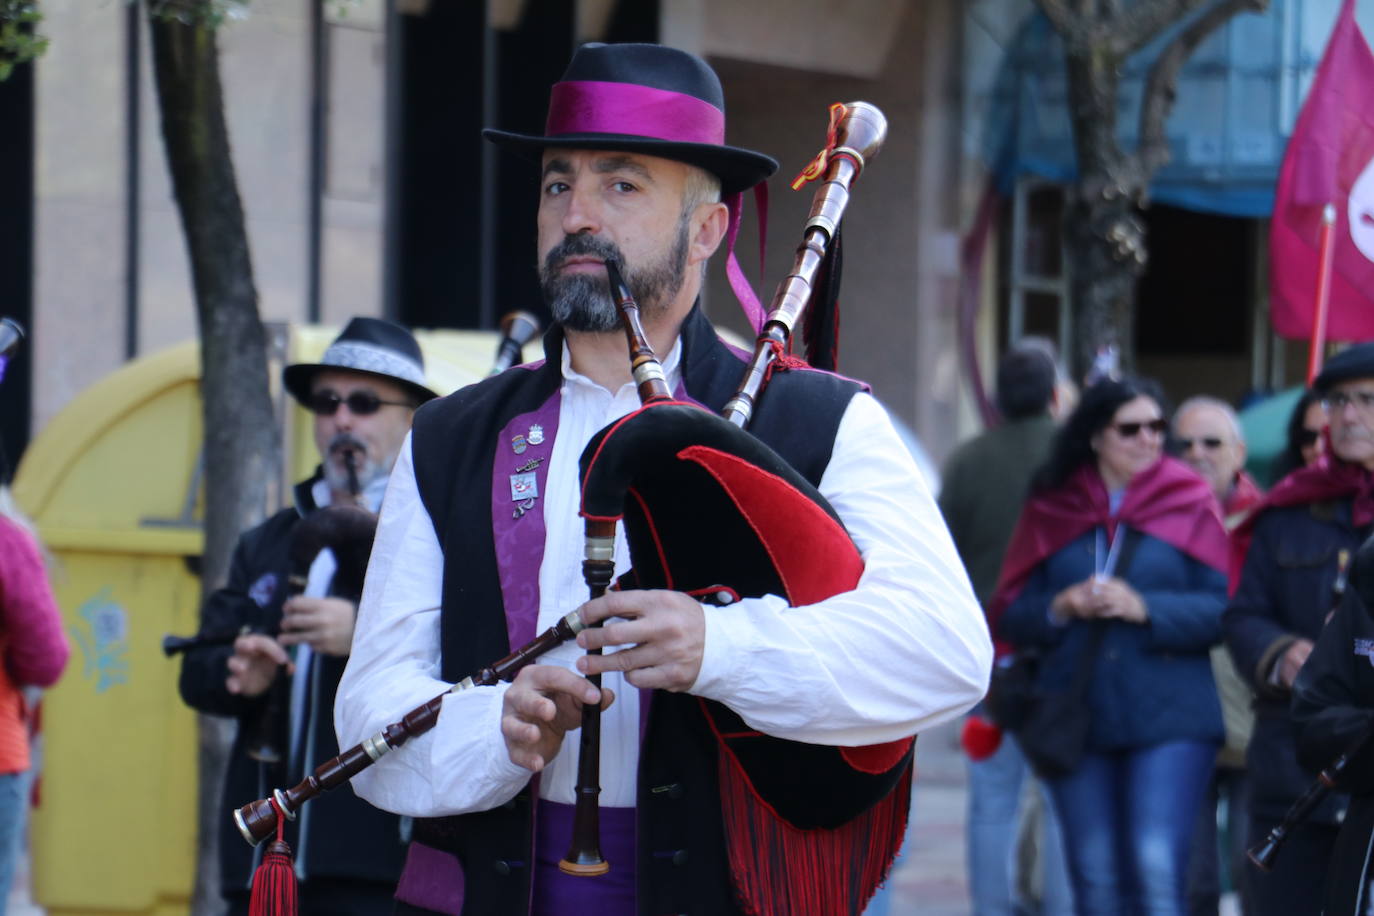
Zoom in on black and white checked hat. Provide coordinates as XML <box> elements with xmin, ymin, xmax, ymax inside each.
<box><xmin>283</xmin><ymin>317</ymin><xmax>438</xmax><ymax>407</ymax></box>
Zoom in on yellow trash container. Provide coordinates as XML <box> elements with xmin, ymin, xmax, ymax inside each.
<box><xmin>12</xmin><ymin>323</ymin><xmax>506</xmax><ymax>915</ymax></box>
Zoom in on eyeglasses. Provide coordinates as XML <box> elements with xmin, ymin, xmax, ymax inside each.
<box><xmin>1177</xmin><ymin>436</ymin><xmax>1225</xmax><ymax>451</ymax></box>
<box><xmin>306</xmin><ymin>390</ymin><xmax>412</xmax><ymax>416</ymax></box>
<box><xmin>1297</xmin><ymin>428</ymin><xmax>1322</xmax><ymax>447</ymax></box>
<box><xmin>1324</xmin><ymin>391</ymin><xmax>1374</xmax><ymax>412</ymax></box>
<box><xmin>1111</xmin><ymin>418</ymin><xmax>1168</xmax><ymax>439</ymax></box>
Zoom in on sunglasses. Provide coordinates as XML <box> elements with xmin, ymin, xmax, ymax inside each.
<box><xmin>1177</xmin><ymin>436</ymin><xmax>1224</xmax><ymax>451</ymax></box>
<box><xmin>1324</xmin><ymin>391</ymin><xmax>1374</xmax><ymax>411</ymax></box>
<box><xmin>1111</xmin><ymin>418</ymin><xmax>1168</xmax><ymax>439</ymax></box>
<box><xmin>306</xmin><ymin>390</ymin><xmax>412</xmax><ymax>417</ymax></box>
<box><xmin>1297</xmin><ymin>428</ymin><xmax>1322</xmax><ymax>447</ymax></box>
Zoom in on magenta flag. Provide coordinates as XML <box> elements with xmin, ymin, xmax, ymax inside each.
<box><xmin>1271</xmin><ymin>0</ymin><xmax>1374</xmax><ymax>341</ymax></box>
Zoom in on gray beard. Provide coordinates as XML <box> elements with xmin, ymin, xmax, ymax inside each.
<box><xmin>323</xmin><ymin>433</ymin><xmax>386</xmax><ymax>497</ymax></box>
<box><xmin>539</xmin><ymin>219</ymin><xmax>690</xmax><ymax>332</ymax></box>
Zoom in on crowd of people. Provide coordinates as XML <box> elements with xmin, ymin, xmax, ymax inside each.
<box><xmin>942</xmin><ymin>339</ymin><xmax>1374</xmax><ymax>916</ymax></box>
<box><xmin>6</xmin><ymin>36</ymin><xmax>1374</xmax><ymax>916</ymax></box>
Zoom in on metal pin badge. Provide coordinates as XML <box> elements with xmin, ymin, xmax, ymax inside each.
<box><xmin>511</xmin><ymin>433</ymin><xmax>528</xmax><ymax>454</ymax></box>
<box><xmin>510</xmin><ymin>471</ymin><xmax>539</xmax><ymax>503</ymax></box>
<box><xmin>528</xmin><ymin>424</ymin><xmax>545</xmax><ymax>446</ymax></box>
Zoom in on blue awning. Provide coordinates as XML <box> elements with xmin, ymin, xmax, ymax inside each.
<box><xmin>977</xmin><ymin>0</ymin><xmax>1374</xmax><ymax>218</ymax></box>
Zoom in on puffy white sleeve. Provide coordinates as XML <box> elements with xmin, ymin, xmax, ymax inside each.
<box><xmin>689</xmin><ymin>391</ymin><xmax>992</xmax><ymax>745</ymax></box>
<box><xmin>335</xmin><ymin>434</ymin><xmax>532</xmax><ymax>817</ymax></box>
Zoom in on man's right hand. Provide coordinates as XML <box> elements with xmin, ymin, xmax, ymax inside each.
<box><xmin>1276</xmin><ymin>638</ymin><xmax>1315</xmax><ymax>690</ymax></box>
<box><xmin>225</xmin><ymin>633</ymin><xmax>292</xmax><ymax>698</ymax></box>
<box><xmin>501</xmin><ymin>665</ymin><xmax>614</xmax><ymax>772</ymax></box>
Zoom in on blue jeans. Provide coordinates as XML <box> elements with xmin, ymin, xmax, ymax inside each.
<box><xmin>0</xmin><ymin>769</ymin><xmax>31</xmax><ymax>907</ymax></box>
<box><xmin>968</xmin><ymin>733</ymin><xmax>1074</xmax><ymax>916</ymax></box>
<box><xmin>1048</xmin><ymin>741</ymin><xmax>1216</xmax><ymax>916</ymax></box>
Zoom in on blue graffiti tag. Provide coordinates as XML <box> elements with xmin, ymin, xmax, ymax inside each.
<box><xmin>71</xmin><ymin>588</ymin><xmax>130</xmax><ymax>693</ymax></box>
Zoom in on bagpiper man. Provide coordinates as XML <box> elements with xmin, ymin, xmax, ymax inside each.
<box><xmin>335</xmin><ymin>42</ymin><xmax>990</xmax><ymax>916</ymax></box>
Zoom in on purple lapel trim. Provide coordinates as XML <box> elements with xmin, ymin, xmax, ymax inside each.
<box><xmin>394</xmin><ymin>842</ymin><xmax>465</xmax><ymax>914</ymax></box>
<box><xmin>491</xmin><ymin>391</ymin><xmax>562</xmax><ymax>651</ymax></box>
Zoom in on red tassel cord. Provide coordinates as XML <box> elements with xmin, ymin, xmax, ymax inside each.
<box><xmin>249</xmin><ymin>798</ymin><xmax>298</xmax><ymax>916</ymax></box>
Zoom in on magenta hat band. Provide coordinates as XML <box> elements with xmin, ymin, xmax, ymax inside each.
<box><xmin>545</xmin><ymin>80</ymin><xmax>726</xmax><ymax>146</ymax></box>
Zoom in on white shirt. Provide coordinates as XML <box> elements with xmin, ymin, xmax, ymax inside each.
<box><xmin>335</xmin><ymin>339</ymin><xmax>991</xmax><ymax>818</ymax></box>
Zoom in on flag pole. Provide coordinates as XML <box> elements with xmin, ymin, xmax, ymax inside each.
<box><xmin>1306</xmin><ymin>203</ymin><xmax>1338</xmax><ymax>384</ymax></box>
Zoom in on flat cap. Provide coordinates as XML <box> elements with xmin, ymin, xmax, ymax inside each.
<box><xmin>1314</xmin><ymin>342</ymin><xmax>1374</xmax><ymax>393</ymax></box>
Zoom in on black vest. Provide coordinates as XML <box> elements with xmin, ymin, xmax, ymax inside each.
<box><xmin>410</xmin><ymin>308</ymin><xmax>863</xmax><ymax>915</ymax></box>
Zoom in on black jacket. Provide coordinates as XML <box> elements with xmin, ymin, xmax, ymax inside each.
<box><xmin>178</xmin><ymin>474</ymin><xmax>407</xmax><ymax>895</ymax></box>
<box><xmin>1292</xmin><ymin>586</ymin><xmax>1374</xmax><ymax>916</ymax></box>
<box><xmin>1224</xmin><ymin>500</ymin><xmax>1367</xmax><ymax>823</ymax></box>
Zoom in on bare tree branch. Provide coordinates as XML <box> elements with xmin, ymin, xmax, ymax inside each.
<box><xmin>1137</xmin><ymin>0</ymin><xmax>1268</xmax><ymax>178</ymax></box>
<box><xmin>1115</xmin><ymin>0</ymin><xmax>1211</xmax><ymax>56</ymax></box>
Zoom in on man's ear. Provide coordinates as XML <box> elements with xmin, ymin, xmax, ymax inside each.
<box><xmin>689</xmin><ymin>202</ymin><xmax>729</xmax><ymax>267</ymax></box>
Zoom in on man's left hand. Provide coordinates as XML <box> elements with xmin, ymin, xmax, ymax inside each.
<box><xmin>574</xmin><ymin>590</ymin><xmax>705</xmax><ymax>691</ymax></box>
<box><xmin>279</xmin><ymin>596</ymin><xmax>357</xmax><ymax>656</ymax></box>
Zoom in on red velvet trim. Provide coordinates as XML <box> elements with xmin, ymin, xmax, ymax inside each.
<box><xmin>626</xmin><ymin>486</ymin><xmax>673</xmax><ymax>590</ymax></box>
<box><xmin>715</xmin><ymin>733</ymin><xmax>913</xmax><ymax>916</ymax></box>
<box><xmin>683</xmin><ymin>584</ymin><xmax>742</xmax><ymax>605</ymax></box>
<box><xmin>840</xmin><ymin>737</ymin><xmax>914</xmax><ymax>775</ymax></box>
<box><xmin>675</xmin><ymin>445</ymin><xmax>863</xmax><ymax>605</ymax></box>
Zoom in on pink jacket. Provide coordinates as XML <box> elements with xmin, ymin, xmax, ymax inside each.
<box><xmin>0</xmin><ymin>518</ymin><xmax>70</xmax><ymax>773</ymax></box>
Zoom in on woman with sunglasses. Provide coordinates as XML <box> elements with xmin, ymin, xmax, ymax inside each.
<box><xmin>991</xmin><ymin>376</ymin><xmax>1230</xmax><ymax>915</ymax></box>
<box><xmin>1273</xmin><ymin>388</ymin><xmax>1327</xmax><ymax>481</ymax></box>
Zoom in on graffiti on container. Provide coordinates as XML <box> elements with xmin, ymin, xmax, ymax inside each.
<box><xmin>71</xmin><ymin>588</ymin><xmax>129</xmax><ymax>693</ymax></box>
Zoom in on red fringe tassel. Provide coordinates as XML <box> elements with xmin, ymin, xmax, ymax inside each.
<box><xmin>718</xmin><ymin>752</ymin><xmax>913</xmax><ymax>916</ymax></box>
<box><xmin>249</xmin><ymin>799</ymin><xmax>298</xmax><ymax>916</ymax></box>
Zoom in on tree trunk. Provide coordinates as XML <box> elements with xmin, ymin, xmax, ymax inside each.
<box><xmin>148</xmin><ymin>13</ymin><xmax>279</xmax><ymax>915</ymax></box>
<box><xmin>1061</xmin><ymin>39</ymin><xmax>1150</xmax><ymax>380</ymax></box>
<box><xmin>1064</xmin><ymin>189</ymin><xmax>1148</xmax><ymax>379</ymax></box>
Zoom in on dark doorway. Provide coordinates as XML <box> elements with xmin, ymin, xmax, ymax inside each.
<box><xmin>390</xmin><ymin>1</ymin><xmax>658</xmax><ymax>334</ymax></box>
<box><xmin>0</xmin><ymin>61</ymin><xmax>33</xmax><ymax>482</ymax></box>
<box><xmin>1136</xmin><ymin>205</ymin><xmax>1252</xmax><ymax>357</ymax></box>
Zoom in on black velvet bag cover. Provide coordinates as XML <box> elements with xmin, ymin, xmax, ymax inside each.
<box><xmin>579</xmin><ymin>398</ymin><xmax>913</xmax><ymax>916</ymax></box>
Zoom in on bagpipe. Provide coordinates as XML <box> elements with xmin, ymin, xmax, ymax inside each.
<box><xmin>235</xmin><ymin>102</ymin><xmax>910</xmax><ymax>915</ymax></box>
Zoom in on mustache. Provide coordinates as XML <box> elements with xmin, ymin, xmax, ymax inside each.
<box><xmin>543</xmin><ymin>234</ymin><xmax>623</xmax><ymax>274</ymax></box>
<box><xmin>328</xmin><ymin>433</ymin><xmax>367</xmax><ymax>462</ymax></box>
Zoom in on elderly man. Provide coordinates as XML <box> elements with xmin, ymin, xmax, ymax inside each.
<box><xmin>180</xmin><ymin>317</ymin><xmax>436</xmax><ymax>914</ymax></box>
<box><xmin>336</xmin><ymin>42</ymin><xmax>990</xmax><ymax>916</ymax></box>
<box><xmin>1173</xmin><ymin>396</ymin><xmax>1261</xmax><ymax>916</ymax></box>
<box><xmin>1224</xmin><ymin>343</ymin><xmax>1374</xmax><ymax>916</ymax></box>
<box><xmin>1173</xmin><ymin>396</ymin><xmax>1262</xmax><ymax>527</ymax></box>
